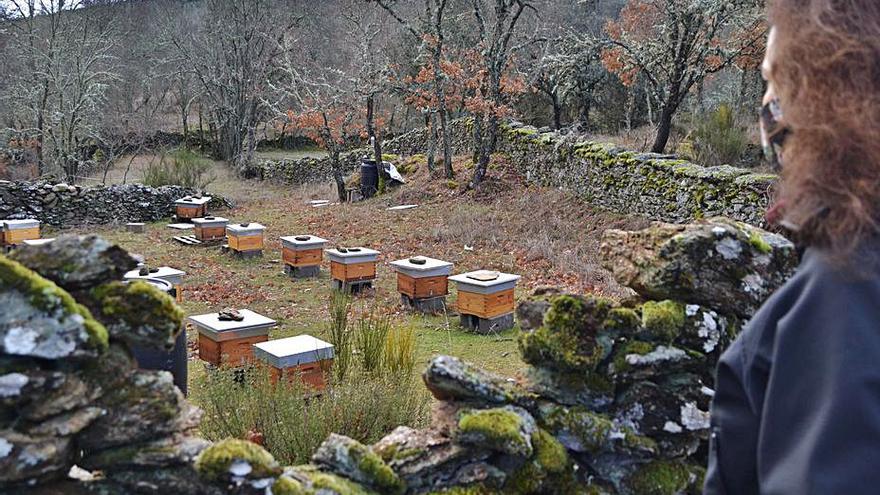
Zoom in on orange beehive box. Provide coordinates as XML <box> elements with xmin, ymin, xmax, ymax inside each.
<box><xmin>226</xmin><ymin>222</ymin><xmax>265</xmax><ymax>253</ymax></box>
<box><xmin>450</xmin><ymin>270</ymin><xmax>521</xmax><ymax>319</ymax></box>
<box><xmin>390</xmin><ymin>256</ymin><xmax>453</xmax><ymax>299</ymax></box>
<box><xmin>174</xmin><ymin>196</ymin><xmax>211</xmax><ymax>219</ymax></box>
<box><xmin>281</xmin><ymin>235</ymin><xmax>328</xmax><ymax>267</ymax></box>
<box><xmin>188</xmin><ymin>309</ymin><xmax>275</xmax><ymax>367</ymax></box>
<box><xmin>325</xmin><ymin>247</ymin><xmax>380</xmax><ymax>283</ymax></box>
<box><xmin>253</xmin><ymin>335</ymin><xmax>335</xmax><ymax>392</ymax></box>
<box><xmin>192</xmin><ymin>216</ymin><xmax>229</xmax><ymax>241</ymax></box>
<box><xmin>2</xmin><ymin>219</ymin><xmax>40</xmax><ymax>246</ymax></box>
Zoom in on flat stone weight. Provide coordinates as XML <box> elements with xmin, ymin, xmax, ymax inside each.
<box><xmin>460</xmin><ymin>312</ymin><xmax>515</xmax><ymax>334</ymax></box>
<box><xmin>401</xmin><ymin>294</ymin><xmax>447</xmax><ymax>314</ymax></box>
<box><xmin>284</xmin><ymin>264</ymin><xmax>321</xmax><ymax>278</ymax></box>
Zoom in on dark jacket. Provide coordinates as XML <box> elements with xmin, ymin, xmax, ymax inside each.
<box><xmin>705</xmin><ymin>246</ymin><xmax>880</xmax><ymax>494</ymax></box>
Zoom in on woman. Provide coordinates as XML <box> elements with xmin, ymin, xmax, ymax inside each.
<box><xmin>705</xmin><ymin>1</ymin><xmax>880</xmax><ymax>493</ymax></box>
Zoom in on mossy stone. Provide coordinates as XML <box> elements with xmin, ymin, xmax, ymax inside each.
<box><xmin>458</xmin><ymin>407</ymin><xmax>534</xmax><ymax>457</ymax></box>
<box><xmin>640</xmin><ymin>300</ymin><xmax>685</xmax><ymax>341</ymax></box>
<box><xmin>623</xmin><ymin>460</ymin><xmax>703</xmax><ymax>495</ymax></box>
<box><xmin>273</xmin><ymin>476</ymin><xmax>312</xmax><ymax>495</ymax></box>
<box><xmin>195</xmin><ymin>438</ymin><xmax>280</xmax><ymax>481</ymax></box>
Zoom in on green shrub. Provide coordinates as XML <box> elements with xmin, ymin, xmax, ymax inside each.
<box><xmin>384</xmin><ymin>324</ymin><xmax>416</xmax><ymax>376</ymax></box>
<box><xmin>683</xmin><ymin>104</ymin><xmax>749</xmax><ymax>167</ymax></box>
<box><xmin>194</xmin><ymin>366</ymin><xmax>431</xmax><ymax>465</ymax></box>
<box><xmin>355</xmin><ymin>309</ymin><xmax>392</xmax><ymax>373</ymax></box>
<box><xmin>327</xmin><ymin>290</ymin><xmax>353</xmax><ymax>380</ymax></box>
<box><xmin>142</xmin><ymin>149</ymin><xmax>215</xmax><ymax>188</ymax></box>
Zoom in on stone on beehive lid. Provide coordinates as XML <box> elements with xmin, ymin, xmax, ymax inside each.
<box><xmin>188</xmin><ymin>309</ymin><xmax>274</xmax><ymax>366</ymax></box>
<box><xmin>326</xmin><ymin>247</ymin><xmax>379</xmax><ymax>283</ymax></box>
<box><xmin>2</xmin><ymin>219</ymin><xmax>40</xmax><ymax>246</ymax></box>
<box><xmin>125</xmin><ymin>266</ymin><xmax>187</xmax><ymax>302</ymax></box>
<box><xmin>280</xmin><ymin>235</ymin><xmax>328</xmax><ymax>271</ymax></box>
<box><xmin>174</xmin><ymin>196</ymin><xmax>211</xmax><ymax>219</ymax></box>
<box><xmin>450</xmin><ymin>270</ymin><xmax>520</xmax><ymax>333</ymax></box>
<box><xmin>253</xmin><ymin>335</ymin><xmax>334</xmax><ymax>390</ymax></box>
<box><xmin>191</xmin><ymin>216</ymin><xmax>229</xmax><ymax>242</ymax></box>
<box><xmin>600</xmin><ymin>217</ymin><xmax>797</xmax><ymax>318</ymax></box>
<box><xmin>225</xmin><ymin>222</ymin><xmax>265</xmax><ymax>254</ymax></box>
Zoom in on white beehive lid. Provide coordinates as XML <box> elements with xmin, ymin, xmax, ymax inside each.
<box><xmin>226</xmin><ymin>222</ymin><xmax>265</xmax><ymax>236</ymax></box>
<box><xmin>22</xmin><ymin>238</ymin><xmax>54</xmax><ymax>246</ymax></box>
<box><xmin>125</xmin><ymin>266</ymin><xmax>187</xmax><ymax>286</ymax></box>
<box><xmin>191</xmin><ymin>216</ymin><xmax>229</xmax><ymax>227</ymax></box>
<box><xmin>174</xmin><ymin>196</ymin><xmax>211</xmax><ymax>206</ymax></box>
<box><xmin>3</xmin><ymin>219</ymin><xmax>40</xmax><ymax>230</ymax></box>
<box><xmin>253</xmin><ymin>335</ymin><xmax>334</xmax><ymax>368</ymax></box>
<box><xmin>325</xmin><ymin>247</ymin><xmax>380</xmax><ymax>264</ymax></box>
<box><xmin>280</xmin><ymin>235</ymin><xmax>329</xmax><ymax>250</ymax></box>
<box><xmin>449</xmin><ymin>270</ymin><xmax>520</xmax><ymax>294</ymax></box>
<box><xmin>188</xmin><ymin>309</ymin><xmax>275</xmax><ymax>341</ymax></box>
<box><xmin>390</xmin><ymin>256</ymin><xmax>453</xmax><ymax>278</ymax></box>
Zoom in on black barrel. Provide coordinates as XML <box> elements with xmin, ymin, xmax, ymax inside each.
<box><xmin>360</xmin><ymin>158</ymin><xmax>379</xmax><ymax>199</ymax></box>
<box><xmin>126</xmin><ymin>278</ymin><xmax>189</xmax><ymax>395</ymax></box>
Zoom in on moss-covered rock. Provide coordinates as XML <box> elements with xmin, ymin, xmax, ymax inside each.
<box><xmin>537</xmin><ymin>402</ymin><xmax>656</xmax><ymax>456</ymax></box>
<box><xmin>622</xmin><ymin>460</ymin><xmax>704</xmax><ymax>495</ymax></box>
<box><xmin>194</xmin><ymin>438</ymin><xmax>281</xmax><ymax>482</ymax></box>
<box><xmin>273</xmin><ymin>475</ymin><xmax>312</xmax><ymax>495</ymax></box>
<box><xmin>457</xmin><ymin>406</ymin><xmax>536</xmax><ymax>457</ymax></box>
<box><xmin>291</xmin><ymin>465</ymin><xmax>380</xmax><ymax>495</ymax></box>
<box><xmin>423</xmin><ymin>355</ymin><xmax>537</xmax><ymax>408</ymax></box>
<box><xmin>0</xmin><ymin>254</ymin><xmax>108</xmax><ymax>359</ymax></box>
<box><xmin>88</xmin><ymin>280</ymin><xmax>184</xmax><ymax>351</ymax></box>
<box><xmin>312</xmin><ymin>434</ymin><xmax>403</xmax><ymax>495</ymax></box>
<box><xmin>519</xmin><ymin>295</ymin><xmax>615</xmax><ymax>373</ymax></box>
<box><xmin>639</xmin><ymin>300</ymin><xmax>685</xmax><ymax>341</ymax></box>
<box><xmin>504</xmin><ymin>428</ymin><xmax>576</xmax><ymax>494</ymax></box>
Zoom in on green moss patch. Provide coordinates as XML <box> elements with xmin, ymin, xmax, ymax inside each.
<box><xmin>195</xmin><ymin>438</ymin><xmax>280</xmax><ymax>481</ymax></box>
<box><xmin>458</xmin><ymin>407</ymin><xmax>533</xmax><ymax>457</ymax></box>
<box><xmin>624</xmin><ymin>460</ymin><xmax>702</xmax><ymax>495</ymax></box>
<box><xmin>639</xmin><ymin>300</ymin><xmax>685</xmax><ymax>341</ymax></box>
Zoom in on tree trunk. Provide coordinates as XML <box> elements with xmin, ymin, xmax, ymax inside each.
<box><xmin>366</xmin><ymin>95</ymin><xmax>383</xmax><ymax>172</ymax></box>
<box><xmin>551</xmin><ymin>89</ymin><xmax>562</xmax><ymax>130</ymax></box>
<box><xmin>425</xmin><ymin>113</ymin><xmax>436</xmax><ymax>173</ymax></box>
<box><xmin>472</xmin><ymin>115</ymin><xmax>498</xmax><ymax>188</ymax></box>
<box><xmin>439</xmin><ymin>106</ymin><xmax>453</xmax><ymax>178</ymax></box>
<box><xmin>652</xmin><ymin>104</ymin><xmax>675</xmax><ymax>153</ymax></box>
<box><xmin>330</xmin><ymin>151</ymin><xmax>346</xmax><ymax>202</ymax></box>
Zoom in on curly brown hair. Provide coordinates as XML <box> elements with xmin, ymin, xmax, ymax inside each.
<box><xmin>769</xmin><ymin>0</ymin><xmax>880</xmax><ymax>257</ymax></box>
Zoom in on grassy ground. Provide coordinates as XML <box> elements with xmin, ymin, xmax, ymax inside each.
<box><xmin>60</xmin><ymin>151</ymin><xmax>648</xmax><ymax>397</ymax></box>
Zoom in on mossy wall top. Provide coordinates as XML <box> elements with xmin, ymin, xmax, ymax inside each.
<box><xmin>257</xmin><ymin>120</ymin><xmax>777</xmax><ymax>226</ymax></box>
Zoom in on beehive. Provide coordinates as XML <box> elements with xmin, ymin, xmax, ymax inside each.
<box><xmin>253</xmin><ymin>335</ymin><xmax>334</xmax><ymax>391</ymax></box>
<box><xmin>2</xmin><ymin>219</ymin><xmax>40</xmax><ymax>247</ymax></box>
<box><xmin>390</xmin><ymin>256</ymin><xmax>453</xmax><ymax>312</ymax></box>
<box><xmin>189</xmin><ymin>309</ymin><xmax>275</xmax><ymax>367</ymax></box>
<box><xmin>226</xmin><ymin>222</ymin><xmax>265</xmax><ymax>255</ymax></box>
<box><xmin>174</xmin><ymin>196</ymin><xmax>211</xmax><ymax>220</ymax></box>
<box><xmin>281</xmin><ymin>235</ymin><xmax>328</xmax><ymax>277</ymax></box>
<box><xmin>125</xmin><ymin>266</ymin><xmax>187</xmax><ymax>302</ymax></box>
<box><xmin>449</xmin><ymin>270</ymin><xmax>520</xmax><ymax>332</ymax></box>
<box><xmin>325</xmin><ymin>247</ymin><xmax>380</xmax><ymax>284</ymax></box>
<box><xmin>192</xmin><ymin>216</ymin><xmax>229</xmax><ymax>242</ymax></box>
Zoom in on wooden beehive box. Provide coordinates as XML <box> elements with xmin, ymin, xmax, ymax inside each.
<box><xmin>325</xmin><ymin>247</ymin><xmax>380</xmax><ymax>283</ymax></box>
<box><xmin>189</xmin><ymin>309</ymin><xmax>275</xmax><ymax>367</ymax></box>
<box><xmin>125</xmin><ymin>266</ymin><xmax>187</xmax><ymax>302</ymax></box>
<box><xmin>449</xmin><ymin>270</ymin><xmax>520</xmax><ymax>319</ymax></box>
<box><xmin>2</xmin><ymin>219</ymin><xmax>40</xmax><ymax>246</ymax></box>
<box><xmin>191</xmin><ymin>216</ymin><xmax>229</xmax><ymax>241</ymax></box>
<box><xmin>253</xmin><ymin>335</ymin><xmax>334</xmax><ymax>391</ymax></box>
<box><xmin>226</xmin><ymin>222</ymin><xmax>265</xmax><ymax>253</ymax></box>
<box><xmin>390</xmin><ymin>256</ymin><xmax>453</xmax><ymax>300</ymax></box>
<box><xmin>280</xmin><ymin>235</ymin><xmax>328</xmax><ymax>268</ymax></box>
<box><xmin>174</xmin><ymin>196</ymin><xmax>211</xmax><ymax>220</ymax></box>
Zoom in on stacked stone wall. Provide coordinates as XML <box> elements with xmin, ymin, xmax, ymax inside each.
<box><xmin>257</xmin><ymin>119</ymin><xmax>778</xmax><ymax>226</ymax></box>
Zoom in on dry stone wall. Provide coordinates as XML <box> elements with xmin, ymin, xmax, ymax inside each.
<box><xmin>258</xmin><ymin>120</ymin><xmax>778</xmax><ymax>226</ymax></box>
<box><xmin>1</xmin><ymin>217</ymin><xmax>797</xmax><ymax>494</ymax></box>
<box><xmin>0</xmin><ymin>180</ymin><xmax>229</xmax><ymax>227</ymax></box>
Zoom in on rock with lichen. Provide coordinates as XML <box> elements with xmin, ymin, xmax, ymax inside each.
<box><xmin>10</xmin><ymin>235</ymin><xmax>137</xmax><ymax>291</ymax></box>
<box><xmin>312</xmin><ymin>433</ymin><xmax>404</xmax><ymax>494</ymax></box>
<box><xmin>423</xmin><ymin>355</ymin><xmax>537</xmax><ymax>409</ymax></box>
<box><xmin>600</xmin><ymin>217</ymin><xmax>797</xmax><ymax>318</ymax></box>
<box><xmin>87</xmin><ymin>280</ymin><xmax>184</xmax><ymax>351</ymax></box>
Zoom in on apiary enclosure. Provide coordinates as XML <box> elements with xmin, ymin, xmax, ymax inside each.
<box><xmin>174</xmin><ymin>196</ymin><xmax>211</xmax><ymax>220</ymax></box>
<box><xmin>390</xmin><ymin>256</ymin><xmax>453</xmax><ymax>313</ymax></box>
<box><xmin>125</xmin><ymin>266</ymin><xmax>187</xmax><ymax>302</ymax></box>
<box><xmin>281</xmin><ymin>235</ymin><xmax>328</xmax><ymax>278</ymax></box>
<box><xmin>192</xmin><ymin>216</ymin><xmax>229</xmax><ymax>242</ymax></box>
<box><xmin>449</xmin><ymin>270</ymin><xmax>520</xmax><ymax>333</ymax></box>
<box><xmin>225</xmin><ymin>222</ymin><xmax>265</xmax><ymax>257</ymax></box>
<box><xmin>189</xmin><ymin>309</ymin><xmax>275</xmax><ymax>367</ymax></box>
<box><xmin>1</xmin><ymin>219</ymin><xmax>40</xmax><ymax>247</ymax></box>
<box><xmin>325</xmin><ymin>247</ymin><xmax>380</xmax><ymax>292</ymax></box>
<box><xmin>253</xmin><ymin>335</ymin><xmax>334</xmax><ymax>391</ymax></box>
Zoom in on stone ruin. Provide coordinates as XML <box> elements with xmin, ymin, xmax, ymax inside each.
<box><xmin>0</xmin><ymin>217</ymin><xmax>797</xmax><ymax>494</ymax></box>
